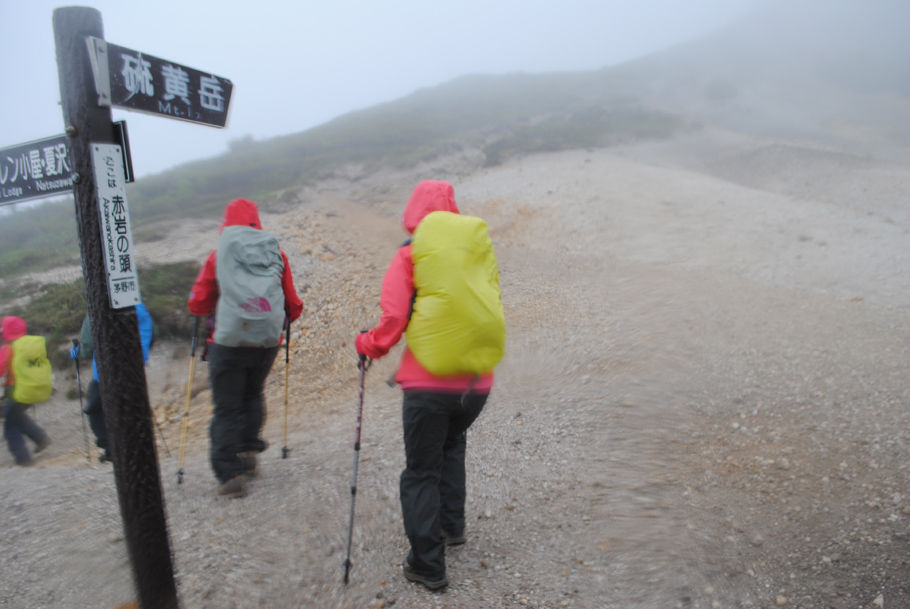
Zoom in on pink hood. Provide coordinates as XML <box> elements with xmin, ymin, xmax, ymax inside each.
<box><xmin>2</xmin><ymin>316</ymin><xmax>26</xmax><ymax>342</ymax></box>
<box><xmin>402</xmin><ymin>180</ymin><xmax>459</xmax><ymax>234</ymax></box>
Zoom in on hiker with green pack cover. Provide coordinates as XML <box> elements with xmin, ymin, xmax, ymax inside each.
<box><xmin>355</xmin><ymin>180</ymin><xmax>505</xmax><ymax>591</ymax></box>
<box><xmin>1</xmin><ymin>316</ymin><xmax>52</xmax><ymax>466</ymax></box>
<box><xmin>188</xmin><ymin>198</ymin><xmax>304</xmax><ymax>498</ymax></box>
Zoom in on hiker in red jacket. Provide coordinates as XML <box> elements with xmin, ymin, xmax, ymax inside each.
<box><xmin>1</xmin><ymin>316</ymin><xmax>51</xmax><ymax>466</ymax></box>
<box><xmin>188</xmin><ymin>198</ymin><xmax>303</xmax><ymax>498</ymax></box>
<box><xmin>356</xmin><ymin>180</ymin><xmax>499</xmax><ymax>591</ymax></box>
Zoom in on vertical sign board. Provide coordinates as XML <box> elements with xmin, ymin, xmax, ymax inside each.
<box><xmin>87</xmin><ymin>37</ymin><xmax>233</xmax><ymax>128</ymax></box>
<box><xmin>91</xmin><ymin>143</ymin><xmax>141</xmax><ymax>308</ymax></box>
<box><xmin>0</xmin><ymin>135</ymin><xmax>73</xmax><ymax>206</ymax></box>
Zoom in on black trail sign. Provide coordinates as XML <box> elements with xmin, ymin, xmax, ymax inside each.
<box><xmin>0</xmin><ymin>135</ymin><xmax>72</xmax><ymax>206</ymax></box>
<box><xmin>87</xmin><ymin>36</ymin><xmax>233</xmax><ymax>128</ymax></box>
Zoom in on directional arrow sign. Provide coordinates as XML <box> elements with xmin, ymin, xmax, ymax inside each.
<box><xmin>87</xmin><ymin>37</ymin><xmax>233</xmax><ymax>128</ymax></box>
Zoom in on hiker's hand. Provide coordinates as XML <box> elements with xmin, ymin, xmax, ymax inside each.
<box><xmin>355</xmin><ymin>329</ymin><xmax>388</xmax><ymax>363</ymax></box>
<box><xmin>69</xmin><ymin>345</ymin><xmax>79</xmax><ymax>360</ymax></box>
<box><xmin>355</xmin><ymin>331</ymin><xmax>377</xmax><ymax>367</ymax></box>
<box><xmin>354</xmin><ymin>330</ymin><xmax>368</xmax><ymax>356</ymax></box>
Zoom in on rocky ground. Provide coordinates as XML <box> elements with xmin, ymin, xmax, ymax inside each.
<box><xmin>1</xmin><ymin>128</ymin><xmax>908</xmax><ymax>608</ymax></box>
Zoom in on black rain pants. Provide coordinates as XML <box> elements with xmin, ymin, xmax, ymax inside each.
<box><xmin>400</xmin><ymin>390</ymin><xmax>487</xmax><ymax>580</ymax></box>
<box><xmin>207</xmin><ymin>343</ymin><xmax>278</xmax><ymax>483</ymax></box>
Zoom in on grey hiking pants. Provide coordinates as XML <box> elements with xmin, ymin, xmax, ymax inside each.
<box><xmin>4</xmin><ymin>398</ymin><xmax>49</xmax><ymax>465</ymax></box>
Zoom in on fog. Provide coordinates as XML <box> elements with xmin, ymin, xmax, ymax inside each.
<box><xmin>4</xmin><ymin>0</ymin><xmax>908</xmax><ymax>215</ymax></box>
<box><xmin>0</xmin><ymin>0</ymin><xmax>754</xmax><ymax>188</ymax></box>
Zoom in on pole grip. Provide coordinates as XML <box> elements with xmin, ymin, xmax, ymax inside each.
<box><xmin>190</xmin><ymin>315</ymin><xmax>200</xmax><ymax>357</ymax></box>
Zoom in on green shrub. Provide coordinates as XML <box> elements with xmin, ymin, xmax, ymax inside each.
<box><xmin>0</xmin><ymin>261</ymin><xmax>202</xmax><ymax>370</ymax></box>
<box><xmin>139</xmin><ymin>261</ymin><xmax>201</xmax><ymax>339</ymax></box>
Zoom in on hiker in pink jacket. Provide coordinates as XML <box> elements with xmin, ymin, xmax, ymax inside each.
<box><xmin>356</xmin><ymin>180</ymin><xmax>502</xmax><ymax>590</ymax></box>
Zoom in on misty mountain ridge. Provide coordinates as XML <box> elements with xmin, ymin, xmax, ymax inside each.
<box><xmin>303</xmin><ymin>0</ymin><xmax>910</xmax><ymax>166</ymax></box>
<box><xmin>1</xmin><ymin>0</ymin><xmax>907</xmax><ymax>279</ymax></box>
<box><xmin>610</xmin><ymin>0</ymin><xmax>910</xmax><ymax>148</ymax></box>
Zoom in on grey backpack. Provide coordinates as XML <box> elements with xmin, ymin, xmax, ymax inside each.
<box><xmin>214</xmin><ymin>225</ymin><xmax>285</xmax><ymax>347</ymax></box>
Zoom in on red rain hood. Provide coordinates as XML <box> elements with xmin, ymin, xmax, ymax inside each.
<box><xmin>2</xmin><ymin>316</ymin><xmax>27</xmax><ymax>342</ymax></box>
<box><xmin>402</xmin><ymin>180</ymin><xmax>459</xmax><ymax>234</ymax></box>
<box><xmin>219</xmin><ymin>198</ymin><xmax>262</xmax><ymax>233</ymax></box>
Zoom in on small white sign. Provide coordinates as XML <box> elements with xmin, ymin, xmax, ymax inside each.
<box><xmin>91</xmin><ymin>143</ymin><xmax>141</xmax><ymax>308</ymax></box>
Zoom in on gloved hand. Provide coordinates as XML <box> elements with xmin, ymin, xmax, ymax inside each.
<box><xmin>355</xmin><ymin>330</ymin><xmax>373</xmax><ymax>369</ymax></box>
<box><xmin>69</xmin><ymin>344</ymin><xmax>79</xmax><ymax>360</ymax></box>
<box><xmin>355</xmin><ymin>329</ymin><xmax>367</xmax><ymax>355</ymax></box>
<box><xmin>355</xmin><ymin>328</ymin><xmax>388</xmax><ymax>362</ymax></box>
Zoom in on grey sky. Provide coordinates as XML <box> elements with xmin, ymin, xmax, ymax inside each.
<box><xmin>1</xmin><ymin>0</ymin><xmax>755</xmax><ymax>183</ymax></box>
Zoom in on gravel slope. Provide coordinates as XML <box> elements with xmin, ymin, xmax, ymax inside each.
<box><xmin>2</xmin><ymin>132</ymin><xmax>908</xmax><ymax>609</ymax></box>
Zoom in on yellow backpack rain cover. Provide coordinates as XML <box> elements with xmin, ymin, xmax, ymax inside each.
<box><xmin>407</xmin><ymin>211</ymin><xmax>505</xmax><ymax>376</ymax></box>
<box><xmin>11</xmin><ymin>335</ymin><xmax>53</xmax><ymax>404</ymax></box>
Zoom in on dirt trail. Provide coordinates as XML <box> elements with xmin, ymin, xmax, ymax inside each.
<box><xmin>2</xmin><ymin>134</ymin><xmax>908</xmax><ymax>609</ymax></box>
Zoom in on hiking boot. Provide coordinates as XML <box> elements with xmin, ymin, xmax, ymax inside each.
<box><xmin>239</xmin><ymin>451</ymin><xmax>259</xmax><ymax>478</ymax></box>
<box><xmin>442</xmin><ymin>531</ymin><xmax>466</xmax><ymax>546</ymax></box>
<box><xmin>35</xmin><ymin>436</ymin><xmax>51</xmax><ymax>454</ymax></box>
<box><xmin>218</xmin><ymin>475</ymin><xmax>247</xmax><ymax>499</ymax></box>
<box><xmin>402</xmin><ymin>559</ymin><xmax>447</xmax><ymax>591</ymax></box>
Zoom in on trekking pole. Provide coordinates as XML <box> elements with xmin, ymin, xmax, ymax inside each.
<box><xmin>151</xmin><ymin>404</ymin><xmax>172</xmax><ymax>459</ymax></box>
<box><xmin>72</xmin><ymin>339</ymin><xmax>91</xmax><ymax>463</ymax></box>
<box><xmin>343</xmin><ymin>354</ymin><xmax>370</xmax><ymax>585</ymax></box>
<box><xmin>281</xmin><ymin>321</ymin><xmax>291</xmax><ymax>459</ymax></box>
<box><xmin>177</xmin><ymin>316</ymin><xmax>199</xmax><ymax>485</ymax></box>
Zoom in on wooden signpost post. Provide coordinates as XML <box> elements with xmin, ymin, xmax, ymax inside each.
<box><xmin>47</xmin><ymin>6</ymin><xmax>233</xmax><ymax>608</ymax></box>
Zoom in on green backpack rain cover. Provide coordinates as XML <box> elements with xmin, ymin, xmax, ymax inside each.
<box><xmin>11</xmin><ymin>335</ymin><xmax>53</xmax><ymax>404</ymax></box>
<box><xmin>407</xmin><ymin>211</ymin><xmax>505</xmax><ymax>376</ymax></box>
<box><xmin>214</xmin><ymin>225</ymin><xmax>286</xmax><ymax>348</ymax></box>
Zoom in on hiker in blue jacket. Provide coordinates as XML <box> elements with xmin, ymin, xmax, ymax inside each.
<box><xmin>70</xmin><ymin>302</ymin><xmax>154</xmax><ymax>463</ymax></box>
